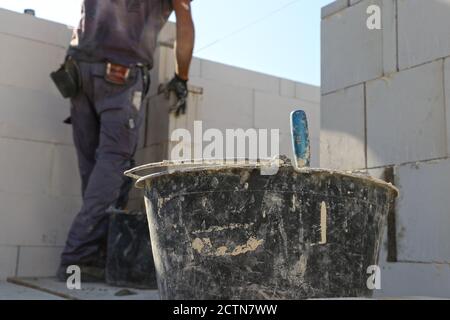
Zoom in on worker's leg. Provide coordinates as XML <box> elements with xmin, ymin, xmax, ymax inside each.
<box><xmin>116</xmin><ymin>158</ymin><xmax>136</xmax><ymax>210</ymax></box>
<box><xmin>60</xmin><ymin>69</ymin><xmax>146</xmax><ymax>267</ymax></box>
<box><xmin>70</xmin><ymin>91</ymin><xmax>99</xmax><ymax>198</ymax></box>
<box><xmin>70</xmin><ymin>92</ymin><xmax>136</xmax><ymax>210</ymax></box>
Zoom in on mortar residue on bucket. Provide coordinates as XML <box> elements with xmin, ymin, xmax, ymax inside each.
<box><xmin>126</xmin><ymin>157</ymin><xmax>398</xmax><ymax>300</ymax></box>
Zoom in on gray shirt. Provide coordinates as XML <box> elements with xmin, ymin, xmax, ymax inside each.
<box><xmin>68</xmin><ymin>0</ymin><xmax>174</xmax><ymax>67</ymax></box>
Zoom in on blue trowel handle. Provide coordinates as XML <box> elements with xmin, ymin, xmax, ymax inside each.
<box><xmin>290</xmin><ymin>110</ymin><xmax>311</xmax><ymax>168</ymax></box>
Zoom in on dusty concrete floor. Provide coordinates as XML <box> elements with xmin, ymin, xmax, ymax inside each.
<box><xmin>0</xmin><ymin>279</ymin><xmax>444</xmax><ymax>300</ymax></box>
<box><xmin>0</xmin><ymin>281</ymin><xmax>63</xmax><ymax>300</ymax></box>
<box><xmin>1</xmin><ymin>278</ymin><xmax>160</xmax><ymax>300</ymax></box>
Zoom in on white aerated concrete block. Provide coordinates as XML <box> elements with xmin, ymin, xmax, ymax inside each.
<box><xmin>0</xmin><ymin>192</ymin><xmax>80</xmax><ymax>247</ymax></box>
<box><xmin>382</xmin><ymin>0</ymin><xmax>397</xmax><ymax>75</ymax></box>
<box><xmin>0</xmin><ymin>33</ymin><xmax>67</xmax><ymax>95</ymax></box>
<box><xmin>0</xmin><ymin>8</ymin><xmax>71</xmax><ymax>48</ymax></box>
<box><xmin>198</xmin><ymin>120</ymin><xmax>263</xmax><ymax>162</ymax></box>
<box><xmin>189</xmin><ymin>58</ymin><xmax>202</xmax><ymax>79</ymax></box>
<box><xmin>0</xmin><ymin>246</ymin><xmax>18</xmax><ymax>280</ymax></box>
<box><xmin>0</xmin><ymin>138</ymin><xmax>53</xmax><ymax>195</ymax></box>
<box><xmin>158</xmin><ymin>22</ymin><xmax>176</xmax><ymax>47</ymax></box>
<box><xmin>321</xmin><ymin>85</ymin><xmax>366</xmax><ymax>170</ymax></box>
<box><xmin>135</xmin><ymin>144</ymin><xmax>168</xmax><ymax>166</ymax></box>
<box><xmin>200</xmin><ymin>60</ymin><xmax>280</xmax><ymax>95</ymax></box>
<box><xmin>398</xmin><ymin>0</ymin><xmax>450</xmax><ymax>70</ymax></box>
<box><xmin>373</xmin><ymin>228</ymin><xmax>450</xmax><ymax>298</ymax></box>
<box><xmin>254</xmin><ymin>92</ymin><xmax>320</xmax><ymax>137</ymax></box>
<box><xmin>445</xmin><ymin>58</ymin><xmax>450</xmax><ymax>157</ymax></box>
<box><xmin>375</xmin><ymin>261</ymin><xmax>450</xmax><ymax>298</ymax></box>
<box><xmin>254</xmin><ymin>92</ymin><xmax>320</xmax><ymax>166</ymax></box>
<box><xmin>199</xmin><ymin>119</ymin><xmax>255</xmax><ymax>135</ymax></box>
<box><xmin>154</xmin><ymin>45</ymin><xmax>176</xmax><ymax>84</ymax></box>
<box><xmin>321</xmin><ymin>0</ymin><xmax>349</xmax><ymax>19</ymax></box>
<box><xmin>17</xmin><ymin>246</ymin><xmax>63</xmax><ymax>278</ymax></box>
<box><xmin>168</xmin><ymin>90</ymin><xmax>202</xmax><ymax>141</ymax></box>
<box><xmin>321</xmin><ymin>0</ymin><xmax>384</xmax><ymax>94</ymax></box>
<box><xmin>0</xmin><ymin>85</ymin><xmax>72</xmax><ymax>145</ymax></box>
<box><xmin>146</xmin><ymin>94</ymin><xmax>171</xmax><ymax>147</ymax></box>
<box><xmin>145</xmin><ymin>83</ymin><xmax>204</xmax><ymax>149</ymax></box>
<box><xmin>190</xmin><ymin>78</ymin><xmax>254</xmax><ymax>128</ymax></box>
<box><xmin>295</xmin><ymin>82</ymin><xmax>321</xmax><ymax>103</ymax></box>
<box><xmin>167</xmin><ymin>140</ymin><xmax>203</xmax><ymax>161</ymax></box>
<box><xmin>279</xmin><ymin>79</ymin><xmax>296</xmax><ymax>98</ymax></box>
<box><xmin>371</xmin><ymin>228</ymin><xmax>450</xmax><ymax>298</ymax></box>
<box><xmin>394</xmin><ymin>159</ymin><xmax>450</xmax><ymax>264</ymax></box>
<box><xmin>49</xmin><ymin>146</ymin><xmax>81</xmax><ymax>198</ymax></box>
<box><xmin>366</xmin><ymin>60</ymin><xmax>447</xmax><ymax>167</ymax></box>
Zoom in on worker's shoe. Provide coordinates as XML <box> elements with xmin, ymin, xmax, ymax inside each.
<box><xmin>57</xmin><ymin>264</ymin><xmax>105</xmax><ymax>283</ymax></box>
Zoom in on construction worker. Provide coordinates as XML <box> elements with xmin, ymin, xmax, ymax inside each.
<box><xmin>57</xmin><ymin>0</ymin><xmax>195</xmax><ymax>282</ymax></box>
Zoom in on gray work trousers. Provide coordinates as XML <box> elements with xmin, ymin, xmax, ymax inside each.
<box><xmin>60</xmin><ymin>61</ymin><xmax>147</xmax><ymax>266</ymax></box>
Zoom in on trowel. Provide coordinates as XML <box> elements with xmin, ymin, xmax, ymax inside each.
<box><xmin>290</xmin><ymin>110</ymin><xmax>310</xmax><ymax>169</ymax></box>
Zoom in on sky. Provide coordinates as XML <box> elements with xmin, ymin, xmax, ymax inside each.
<box><xmin>0</xmin><ymin>0</ymin><xmax>334</xmax><ymax>85</ymax></box>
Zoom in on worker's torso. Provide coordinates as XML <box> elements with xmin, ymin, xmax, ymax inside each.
<box><xmin>68</xmin><ymin>0</ymin><xmax>173</xmax><ymax>67</ymax></box>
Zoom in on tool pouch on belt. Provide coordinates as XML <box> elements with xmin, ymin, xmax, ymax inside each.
<box><xmin>50</xmin><ymin>58</ymin><xmax>81</xmax><ymax>99</ymax></box>
<box><xmin>105</xmin><ymin>63</ymin><xmax>130</xmax><ymax>85</ymax></box>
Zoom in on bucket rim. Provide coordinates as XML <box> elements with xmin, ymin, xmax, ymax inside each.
<box><xmin>125</xmin><ymin>159</ymin><xmax>399</xmax><ymax>196</ymax></box>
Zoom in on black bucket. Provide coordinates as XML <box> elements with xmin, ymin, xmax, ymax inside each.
<box><xmin>126</xmin><ymin>159</ymin><xmax>398</xmax><ymax>300</ymax></box>
<box><xmin>106</xmin><ymin>212</ymin><xmax>157</xmax><ymax>289</ymax></box>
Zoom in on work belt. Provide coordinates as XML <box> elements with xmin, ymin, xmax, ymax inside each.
<box><xmin>87</xmin><ymin>60</ymin><xmax>150</xmax><ymax>91</ymax></box>
<box><xmin>105</xmin><ymin>62</ymin><xmax>149</xmax><ymax>86</ymax></box>
<box><xmin>57</xmin><ymin>59</ymin><xmax>151</xmax><ymax>125</ymax></box>
<box><xmin>51</xmin><ymin>57</ymin><xmax>151</xmax><ymax>99</ymax></box>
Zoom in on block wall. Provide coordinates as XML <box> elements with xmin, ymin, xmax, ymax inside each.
<box><xmin>0</xmin><ymin>9</ymin><xmax>76</xmax><ymax>280</ymax></box>
<box><xmin>321</xmin><ymin>0</ymin><xmax>450</xmax><ymax>298</ymax></box>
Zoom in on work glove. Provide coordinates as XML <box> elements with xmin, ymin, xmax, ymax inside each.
<box><xmin>167</xmin><ymin>74</ymin><xmax>188</xmax><ymax>117</ymax></box>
